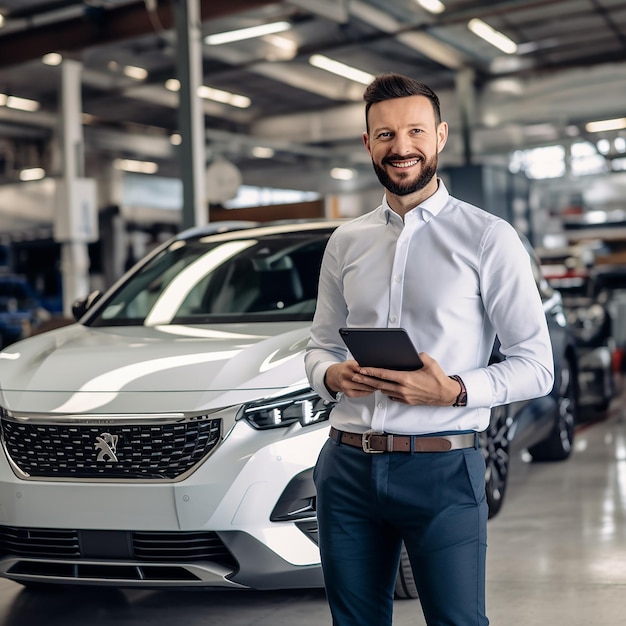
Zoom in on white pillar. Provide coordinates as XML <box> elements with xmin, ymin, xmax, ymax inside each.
<box><xmin>174</xmin><ymin>0</ymin><xmax>207</xmax><ymax>230</ymax></box>
<box><xmin>54</xmin><ymin>59</ymin><xmax>97</xmax><ymax>317</ymax></box>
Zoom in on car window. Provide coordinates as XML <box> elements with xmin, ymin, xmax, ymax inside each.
<box><xmin>90</xmin><ymin>232</ymin><xmax>330</xmax><ymax>326</ymax></box>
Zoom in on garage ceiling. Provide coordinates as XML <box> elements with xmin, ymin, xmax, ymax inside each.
<box><xmin>0</xmin><ymin>0</ymin><xmax>624</xmax><ymax>196</ymax></box>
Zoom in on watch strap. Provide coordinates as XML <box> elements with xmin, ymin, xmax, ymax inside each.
<box><xmin>449</xmin><ymin>375</ymin><xmax>467</xmax><ymax>407</ymax></box>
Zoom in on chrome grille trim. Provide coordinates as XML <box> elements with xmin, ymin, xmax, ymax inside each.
<box><xmin>3</xmin><ymin>411</ymin><xmax>187</xmax><ymax>425</ymax></box>
<box><xmin>0</xmin><ymin>410</ymin><xmax>223</xmax><ymax>482</ymax></box>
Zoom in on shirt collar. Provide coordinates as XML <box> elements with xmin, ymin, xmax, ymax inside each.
<box><xmin>382</xmin><ymin>178</ymin><xmax>450</xmax><ymax>224</ymax></box>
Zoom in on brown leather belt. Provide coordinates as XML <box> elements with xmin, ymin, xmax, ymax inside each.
<box><xmin>329</xmin><ymin>426</ymin><xmax>476</xmax><ymax>454</ymax></box>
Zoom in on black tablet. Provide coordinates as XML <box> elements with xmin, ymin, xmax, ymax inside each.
<box><xmin>338</xmin><ymin>327</ymin><xmax>424</xmax><ymax>371</ymax></box>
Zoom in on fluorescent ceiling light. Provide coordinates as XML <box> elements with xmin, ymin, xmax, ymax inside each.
<box><xmin>585</xmin><ymin>118</ymin><xmax>626</xmax><ymax>133</ymax></box>
<box><xmin>204</xmin><ymin>21</ymin><xmax>291</xmax><ymax>45</ymax></box>
<box><xmin>170</xmin><ymin>133</ymin><xmax>182</xmax><ymax>146</ymax></box>
<box><xmin>251</xmin><ymin>146</ymin><xmax>275</xmax><ymax>159</ymax></box>
<box><xmin>468</xmin><ymin>18</ymin><xmax>518</xmax><ymax>54</ymax></box>
<box><xmin>198</xmin><ymin>86</ymin><xmax>251</xmax><ymax>109</ymax></box>
<box><xmin>0</xmin><ymin>15</ymin><xmax>4</xmax><ymax>28</ymax></box>
<box><xmin>417</xmin><ymin>0</ymin><xmax>445</xmax><ymax>14</ymax></box>
<box><xmin>5</xmin><ymin>95</ymin><xmax>40</xmax><ymax>112</ymax></box>
<box><xmin>42</xmin><ymin>52</ymin><xmax>63</xmax><ymax>66</ymax></box>
<box><xmin>309</xmin><ymin>55</ymin><xmax>374</xmax><ymax>85</ymax></box>
<box><xmin>166</xmin><ymin>80</ymin><xmax>251</xmax><ymax>108</ymax></box>
<box><xmin>331</xmin><ymin>167</ymin><xmax>354</xmax><ymax>180</ymax></box>
<box><xmin>19</xmin><ymin>168</ymin><xmax>45</xmax><ymax>181</ymax></box>
<box><xmin>123</xmin><ymin>65</ymin><xmax>148</xmax><ymax>80</ymax></box>
<box><xmin>113</xmin><ymin>158</ymin><xmax>159</xmax><ymax>174</ymax></box>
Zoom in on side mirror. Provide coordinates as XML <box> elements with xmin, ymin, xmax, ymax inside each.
<box><xmin>71</xmin><ymin>290</ymin><xmax>102</xmax><ymax>321</ymax></box>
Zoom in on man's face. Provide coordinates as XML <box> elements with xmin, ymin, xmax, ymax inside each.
<box><xmin>363</xmin><ymin>95</ymin><xmax>448</xmax><ymax>197</ymax></box>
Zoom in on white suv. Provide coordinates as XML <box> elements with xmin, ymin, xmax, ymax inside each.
<box><xmin>0</xmin><ymin>220</ymin><xmax>576</xmax><ymax>593</ymax></box>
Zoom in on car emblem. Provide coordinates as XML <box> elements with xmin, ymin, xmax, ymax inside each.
<box><xmin>94</xmin><ymin>432</ymin><xmax>119</xmax><ymax>462</ymax></box>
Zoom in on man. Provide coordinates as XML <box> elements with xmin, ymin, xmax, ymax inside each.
<box><xmin>304</xmin><ymin>73</ymin><xmax>554</xmax><ymax>626</ymax></box>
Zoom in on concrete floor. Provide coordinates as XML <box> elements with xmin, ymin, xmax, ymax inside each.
<box><xmin>0</xmin><ymin>390</ymin><xmax>624</xmax><ymax>625</ymax></box>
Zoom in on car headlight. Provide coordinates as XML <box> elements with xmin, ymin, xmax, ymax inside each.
<box><xmin>239</xmin><ymin>389</ymin><xmax>333</xmax><ymax>430</ymax></box>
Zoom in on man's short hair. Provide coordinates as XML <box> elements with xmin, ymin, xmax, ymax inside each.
<box><xmin>363</xmin><ymin>73</ymin><xmax>442</xmax><ymax>131</ymax></box>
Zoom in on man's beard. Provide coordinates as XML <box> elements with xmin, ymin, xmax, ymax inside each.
<box><xmin>372</xmin><ymin>153</ymin><xmax>438</xmax><ymax>196</ymax></box>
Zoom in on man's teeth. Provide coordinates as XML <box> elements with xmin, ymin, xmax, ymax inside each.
<box><xmin>391</xmin><ymin>160</ymin><xmax>419</xmax><ymax>168</ymax></box>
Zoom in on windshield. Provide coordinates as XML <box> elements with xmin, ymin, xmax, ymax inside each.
<box><xmin>89</xmin><ymin>230</ymin><xmax>332</xmax><ymax>326</ymax></box>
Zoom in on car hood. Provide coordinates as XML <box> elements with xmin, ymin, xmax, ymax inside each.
<box><xmin>0</xmin><ymin>322</ymin><xmax>313</xmax><ymax>414</ymax></box>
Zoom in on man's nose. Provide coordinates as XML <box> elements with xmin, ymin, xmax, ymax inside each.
<box><xmin>389</xmin><ymin>134</ymin><xmax>414</xmax><ymax>155</ymax></box>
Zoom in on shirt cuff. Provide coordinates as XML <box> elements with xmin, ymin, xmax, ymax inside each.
<box><xmin>457</xmin><ymin>368</ymin><xmax>493</xmax><ymax>409</ymax></box>
<box><xmin>312</xmin><ymin>360</ymin><xmax>342</xmax><ymax>403</ymax></box>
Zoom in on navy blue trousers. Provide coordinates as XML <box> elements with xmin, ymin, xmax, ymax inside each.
<box><xmin>313</xmin><ymin>437</ymin><xmax>489</xmax><ymax>626</ymax></box>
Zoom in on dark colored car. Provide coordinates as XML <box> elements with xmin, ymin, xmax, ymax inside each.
<box><xmin>539</xmin><ymin>249</ymin><xmax>615</xmax><ymax>412</ymax></box>
<box><xmin>482</xmin><ymin>236</ymin><xmax>578</xmax><ymax>518</ymax></box>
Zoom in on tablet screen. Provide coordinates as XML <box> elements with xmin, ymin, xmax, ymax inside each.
<box><xmin>338</xmin><ymin>327</ymin><xmax>424</xmax><ymax>371</ymax></box>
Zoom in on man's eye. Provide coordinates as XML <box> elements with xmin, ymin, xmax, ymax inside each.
<box><xmin>377</xmin><ymin>132</ymin><xmax>392</xmax><ymax>139</ymax></box>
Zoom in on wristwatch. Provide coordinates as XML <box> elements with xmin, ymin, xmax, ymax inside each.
<box><xmin>449</xmin><ymin>375</ymin><xmax>467</xmax><ymax>407</ymax></box>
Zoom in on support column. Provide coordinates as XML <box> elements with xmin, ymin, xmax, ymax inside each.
<box><xmin>54</xmin><ymin>59</ymin><xmax>97</xmax><ymax>317</ymax></box>
<box><xmin>174</xmin><ymin>0</ymin><xmax>207</xmax><ymax>230</ymax></box>
<box><xmin>455</xmin><ymin>68</ymin><xmax>476</xmax><ymax>166</ymax></box>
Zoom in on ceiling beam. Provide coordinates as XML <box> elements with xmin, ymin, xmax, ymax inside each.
<box><xmin>348</xmin><ymin>0</ymin><xmax>468</xmax><ymax>70</ymax></box>
<box><xmin>0</xmin><ymin>0</ymin><xmax>279</xmax><ymax>70</ymax></box>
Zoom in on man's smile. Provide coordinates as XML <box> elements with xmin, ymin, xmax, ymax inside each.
<box><xmin>383</xmin><ymin>155</ymin><xmax>424</xmax><ymax>169</ymax></box>
<box><xmin>389</xmin><ymin>159</ymin><xmax>420</xmax><ymax>169</ymax></box>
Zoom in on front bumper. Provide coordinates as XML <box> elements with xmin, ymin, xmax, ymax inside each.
<box><xmin>0</xmin><ymin>420</ymin><xmax>329</xmax><ymax>589</ymax></box>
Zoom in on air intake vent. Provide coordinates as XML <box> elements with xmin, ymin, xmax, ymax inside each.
<box><xmin>0</xmin><ymin>525</ymin><xmax>237</xmax><ymax>569</ymax></box>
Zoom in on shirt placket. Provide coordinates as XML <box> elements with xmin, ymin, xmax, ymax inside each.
<box><xmin>370</xmin><ymin>211</ymin><xmax>422</xmax><ymax>432</ymax></box>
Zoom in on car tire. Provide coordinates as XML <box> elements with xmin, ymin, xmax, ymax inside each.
<box><xmin>528</xmin><ymin>358</ymin><xmax>577</xmax><ymax>462</ymax></box>
<box><xmin>480</xmin><ymin>404</ymin><xmax>511</xmax><ymax>519</ymax></box>
<box><xmin>394</xmin><ymin>543</ymin><xmax>418</xmax><ymax>600</ymax></box>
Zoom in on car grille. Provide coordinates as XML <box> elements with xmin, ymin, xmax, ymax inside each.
<box><xmin>0</xmin><ymin>526</ymin><xmax>237</xmax><ymax>566</ymax></box>
<box><xmin>0</xmin><ymin>416</ymin><xmax>221</xmax><ymax>480</ymax></box>
<box><xmin>0</xmin><ymin>526</ymin><xmax>239</xmax><ymax>582</ymax></box>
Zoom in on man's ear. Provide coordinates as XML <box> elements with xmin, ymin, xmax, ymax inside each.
<box><xmin>362</xmin><ymin>131</ymin><xmax>371</xmax><ymax>155</ymax></box>
<box><xmin>437</xmin><ymin>121</ymin><xmax>449</xmax><ymax>153</ymax></box>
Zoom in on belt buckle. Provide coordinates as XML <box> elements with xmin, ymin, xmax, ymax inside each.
<box><xmin>362</xmin><ymin>430</ymin><xmax>385</xmax><ymax>454</ymax></box>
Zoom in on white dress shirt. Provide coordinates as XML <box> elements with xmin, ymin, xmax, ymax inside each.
<box><xmin>305</xmin><ymin>180</ymin><xmax>554</xmax><ymax>435</ymax></box>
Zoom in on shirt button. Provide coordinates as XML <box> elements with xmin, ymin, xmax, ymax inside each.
<box><xmin>394</xmin><ymin>275</ymin><xmax>401</xmax><ymax>282</ymax></box>
<box><xmin>377</xmin><ymin>402</ymin><xmax>384</xmax><ymax>409</ymax></box>
<box><xmin>389</xmin><ymin>316</ymin><xmax>397</xmax><ymax>323</ymax></box>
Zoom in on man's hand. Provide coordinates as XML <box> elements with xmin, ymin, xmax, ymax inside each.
<box><xmin>350</xmin><ymin>353</ymin><xmax>460</xmax><ymax>406</ymax></box>
<box><xmin>324</xmin><ymin>360</ymin><xmax>380</xmax><ymax>399</ymax></box>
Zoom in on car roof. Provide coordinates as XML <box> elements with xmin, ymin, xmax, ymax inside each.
<box><xmin>178</xmin><ymin>219</ymin><xmax>347</xmax><ymax>242</ymax></box>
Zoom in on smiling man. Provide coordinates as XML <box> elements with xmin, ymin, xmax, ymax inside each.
<box><xmin>305</xmin><ymin>73</ymin><xmax>554</xmax><ymax>626</ymax></box>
